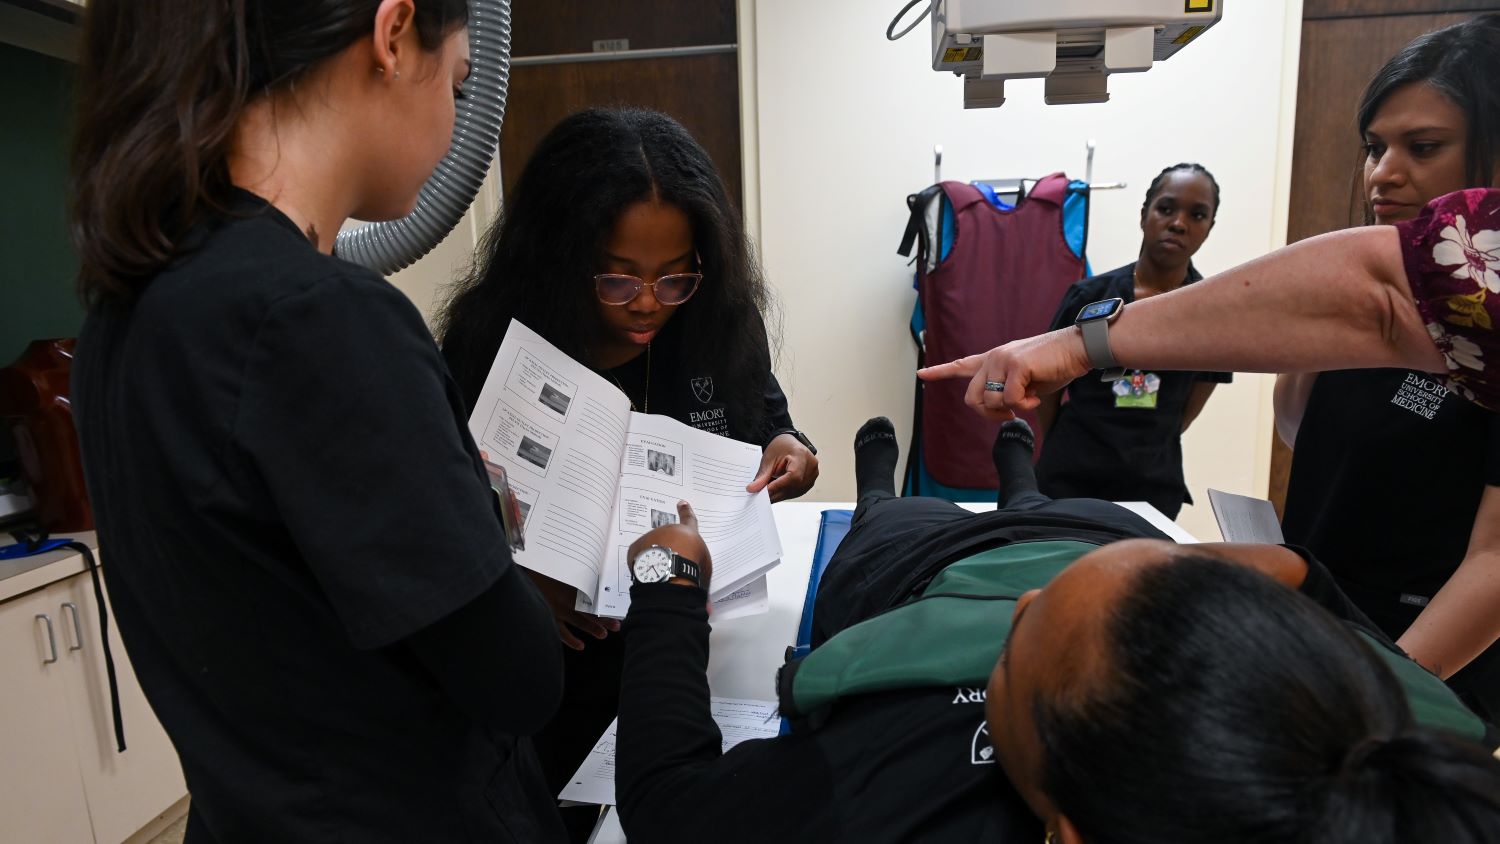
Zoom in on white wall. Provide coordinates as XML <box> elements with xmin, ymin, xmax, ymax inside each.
<box><xmin>361</xmin><ymin>161</ymin><xmax>503</xmax><ymax>324</ymax></box>
<box><xmin>746</xmin><ymin>0</ymin><xmax>1303</xmax><ymax>539</ymax></box>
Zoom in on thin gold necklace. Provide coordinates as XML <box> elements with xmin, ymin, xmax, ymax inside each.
<box><xmin>604</xmin><ymin>342</ymin><xmax>650</xmax><ymax>413</ymax></box>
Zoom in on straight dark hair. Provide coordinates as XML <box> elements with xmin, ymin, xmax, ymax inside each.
<box><xmin>437</xmin><ymin>107</ymin><xmax>774</xmax><ymax>434</ymax></box>
<box><xmin>1352</xmin><ymin>13</ymin><xmax>1500</xmax><ymax>225</ymax></box>
<box><xmin>1036</xmin><ymin>556</ymin><xmax>1500</xmax><ymax>844</ymax></box>
<box><xmin>69</xmin><ymin>0</ymin><xmax>468</xmax><ymax>305</ymax></box>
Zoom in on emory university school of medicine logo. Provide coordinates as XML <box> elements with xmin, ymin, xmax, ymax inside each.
<box><xmin>691</xmin><ymin>376</ymin><xmax>715</xmax><ymax>404</ymax></box>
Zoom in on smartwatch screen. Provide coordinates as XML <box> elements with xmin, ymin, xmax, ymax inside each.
<box><xmin>1076</xmin><ymin>298</ymin><xmax>1123</xmax><ymax>323</ymax></box>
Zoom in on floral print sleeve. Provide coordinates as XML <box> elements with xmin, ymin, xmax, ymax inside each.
<box><xmin>1397</xmin><ymin>188</ymin><xmax>1500</xmax><ymax>410</ymax></box>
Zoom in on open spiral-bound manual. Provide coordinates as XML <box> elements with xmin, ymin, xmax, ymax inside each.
<box><xmin>466</xmin><ymin>320</ymin><xmax>781</xmax><ymax>619</ymax></box>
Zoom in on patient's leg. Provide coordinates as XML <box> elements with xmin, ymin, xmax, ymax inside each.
<box><xmin>994</xmin><ymin>419</ymin><xmax>1049</xmax><ymax>510</ymax></box>
<box><xmin>854</xmin><ymin>416</ymin><xmax>901</xmax><ymax>512</ymax></box>
<box><xmin>850</xmin><ymin>417</ymin><xmax>966</xmax><ymax>527</ymax></box>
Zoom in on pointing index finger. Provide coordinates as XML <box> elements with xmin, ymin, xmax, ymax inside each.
<box><xmin>917</xmin><ymin>354</ymin><xmax>981</xmax><ymax>382</ymax></box>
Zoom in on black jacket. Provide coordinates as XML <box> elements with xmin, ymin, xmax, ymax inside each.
<box><xmin>612</xmin><ymin>502</ymin><xmax>1491</xmax><ymax>843</ymax></box>
<box><xmin>613</xmin><ymin>506</ymin><xmax>1158</xmax><ymax>844</ymax></box>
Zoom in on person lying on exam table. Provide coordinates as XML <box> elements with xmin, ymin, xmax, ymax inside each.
<box><xmin>613</xmin><ymin>418</ymin><xmax>1500</xmax><ymax>844</ymax></box>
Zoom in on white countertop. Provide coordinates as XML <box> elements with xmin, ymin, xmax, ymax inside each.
<box><xmin>0</xmin><ymin>530</ymin><xmax>99</xmax><ymax>603</ymax></box>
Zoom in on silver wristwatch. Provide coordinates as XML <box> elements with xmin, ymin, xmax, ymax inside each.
<box><xmin>1073</xmin><ymin>297</ymin><xmax>1127</xmax><ymax>382</ymax></box>
<box><xmin>629</xmin><ymin>544</ymin><xmax>702</xmax><ymax>587</ymax></box>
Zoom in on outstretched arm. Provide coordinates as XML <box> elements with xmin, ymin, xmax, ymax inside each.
<box><xmin>615</xmin><ymin>504</ymin><xmax>832</xmax><ymax>839</ymax></box>
<box><xmin>919</xmin><ymin>227</ymin><xmax>1443</xmax><ymax>420</ymax></box>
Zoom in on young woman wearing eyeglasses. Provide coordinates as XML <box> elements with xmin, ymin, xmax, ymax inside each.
<box><xmin>437</xmin><ymin>107</ymin><xmax>817</xmax><ymax>832</ymax></box>
<box><xmin>440</xmin><ymin>108</ymin><xmax>817</xmax><ymax>510</ymax></box>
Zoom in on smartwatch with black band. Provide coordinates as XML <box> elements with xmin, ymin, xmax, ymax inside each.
<box><xmin>1073</xmin><ymin>297</ymin><xmax>1127</xmax><ymax>382</ymax></box>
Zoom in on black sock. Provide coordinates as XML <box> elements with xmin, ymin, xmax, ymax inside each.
<box><xmin>854</xmin><ymin>417</ymin><xmax>899</xmax><ymax>500</ymax></box>
<box><xmin>993</xmin><ymin>420</ymin><xmax>1039</xmax><ymax>508</ymax></box>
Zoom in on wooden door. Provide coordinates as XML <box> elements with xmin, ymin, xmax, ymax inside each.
<box><xmin>1268</xmin><ymin>3</ymin><xmax>1499</xmax><ymax>513</ymax></box>
<box><xmin>499</xmin><ymin>0</ymin><xmax>742</xmax><ymax>211</ymax></box>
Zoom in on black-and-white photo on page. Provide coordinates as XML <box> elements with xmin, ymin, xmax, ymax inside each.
<box><xmin>647</xmin><ymin>449</ymin><xmax>677</xmax><ymax>477</ymax></box>
<box><xmin>517</xmin><ymin>435</ymin><xmax>554</xmax><ymax>471</ymax></box>
<box><xmin>650</xmin><ymin>508</ymin><xmax>678</xmax><ymax>528</ymax></box>
<box><xmin>538</xmin><ymin>382</ymin><xmax>572</xmax><ymax>415</ymax></box>
<box><xmin>501</xmin><ymin>346</ymin><xmax>578</xmax><ymax>423</ymax></box>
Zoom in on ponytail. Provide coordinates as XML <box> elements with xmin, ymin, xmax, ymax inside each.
<box><xmin>70</xmin><ymin>0</ymin><xmax>252</xmax><ymax>304</ymax></box>
<box><xmin>68</xmin><ymin>0</ymin><xmax>468</xmax><ymax>305</ymax></box>
<box><xmin>1036</xmin><ymin>557</ymin><xmax>1500</xmax><ymax>844</ymax></box>
<box><xmin>1317</xmin><ymin>728</ymin><xmax>1500</xmax><ymax>844</ymax></box>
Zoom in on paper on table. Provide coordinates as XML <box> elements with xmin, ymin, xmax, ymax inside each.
<box><xmin>1207</xmin><ymin>489</ymin><xmax>1285</xmax><ymax>544</ymax></box>
<box><xmin>1113</xmin><ymin>501</ymin><xmax>1200</xmax><ymax>544</ymax></box>
<box><xmin>559</xmin><ymin>697</ymin><xmax>780</xmax><ymax>806</ymax></box>
<box><xmin>710</xmin><ymin>574</ymin><xmax>770</xmax><ymax>621</ymax></box>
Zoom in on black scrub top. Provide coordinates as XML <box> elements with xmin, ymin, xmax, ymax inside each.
<box><xmin>1035</xmin><ymin>263</ymin><xmax>1232</xmax><ymax>519</ymax></box>
<box><xmin>598</xmin><ymin>319</ymin><xmax>801</xmax><ymax>447</ymax></box>
<box><xmin>72</xmin><ymin>191</ymin><xmax>558</xmax><ymax>842</ymax></box>
<box><xmin>1282</xmin><ymin>368</ymin><xmax>1500</xmax><ymax>633</ymax></box>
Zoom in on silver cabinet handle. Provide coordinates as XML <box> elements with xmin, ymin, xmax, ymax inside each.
<box><xmin>61</xmin><ymin>602</ymin><xmax>84</xmax><ymax>651</ymax></box>
<box><xmin>36</xmin><ymin>614</ymin><xmax>58</xmax><ymax>665</ymax></box>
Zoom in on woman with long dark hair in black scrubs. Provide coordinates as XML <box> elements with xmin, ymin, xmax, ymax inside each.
<box><xmin>437</xmin><ymin>107</ymin><xmax>819</xmax><ymax>837</ymax></box>
<box><xmin>1274</xmin><ymin>15</ymin><xmax>1500</xmax><ymax>722</ymax></box>
<box><xmin>69</xmin><ymin>2</ymin><xmax>566</xmax><ymax>840</ymax></box>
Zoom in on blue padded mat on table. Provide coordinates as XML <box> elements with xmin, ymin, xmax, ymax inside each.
<box><xmin>780</xmin><ymin>508</ymin><xmax>853</xmax><ymax>735</ymax></box>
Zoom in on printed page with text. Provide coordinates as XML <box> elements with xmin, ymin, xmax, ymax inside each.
<box><xmin>467</xmin><ymin>321</ymin><xmax>632</xmax><ymax>595</ymax></box>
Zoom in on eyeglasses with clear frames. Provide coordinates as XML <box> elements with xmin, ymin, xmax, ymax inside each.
<box><xmin>594</xmin><ymin>254</ymin><xmax>703</xmax><ymax>306</ymax></box>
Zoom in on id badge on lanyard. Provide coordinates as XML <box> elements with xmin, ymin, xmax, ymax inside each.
<box><xmin>1113</xmin><ymin>370</ymin><xmax>1161</xmax><ymax>409</ymax></box>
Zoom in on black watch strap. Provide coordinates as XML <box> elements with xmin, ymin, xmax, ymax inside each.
<box><xmin>670</xmin><ymin>554</ymin><xmax>702</xmax><ymax>586</ymax></box>
<box><xmin>768</xmin><ymin>427</ymin><xmax>817</xmax><ymax>455</ymax></box>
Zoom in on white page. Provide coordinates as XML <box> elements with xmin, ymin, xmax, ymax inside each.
<box><xmin>467</xmin><ymin>320</ymin><xmax>632</xmax><ymax>595</ymax></box>
<box><xmin>1208</xmin><ymin>489</ymin><xmax>1286</xmax><ymax>544</ymax></box>
<box><xmin>559</xmin><ymin>698</ymin><xmax>780</xmax><ymax>806</ymax></box>
<box><xmin>580</xmin><ymin>574</ymin><xmax>769</xmax><ymax>624</ymax></box>
<box><xmin>587</xmin><ymin>411</ymin><xmax>783</xmax><ymax>617</ymax></box>
<box><xmin>586</xmin><ymin>808</ymin><xmax>625</xmax><ymax>844</ymax></box>
<box><xmin>709</xmin><ymin>574</ymin><xmax>770</xmax><ymax>621</ymax></box>
<box><xmin>1114</xmin><ymin>501</ymin><xmax>1201</xmax><ymax>544</ymax></box>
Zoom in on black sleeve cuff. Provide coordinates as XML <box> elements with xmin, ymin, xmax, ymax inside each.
<box><xmin>628</xmin><ymin>582</ymin><xmax>710</xmax><ymax>614</ymax></box>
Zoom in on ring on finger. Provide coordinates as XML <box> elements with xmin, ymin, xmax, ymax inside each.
<box><xmin>984</xmin><ymin>380</ymin><xmax>1006</xmax><ymax>392</ymax></box>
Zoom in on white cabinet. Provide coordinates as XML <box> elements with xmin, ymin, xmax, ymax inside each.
<box><xmin>0</xmin><ymin>561</ymin><xmax>187</xmax><ymax>843</ymax></box>
<box><xmin>0</xmin><ymin>585</ymin><xmax>97</xmax><ymax>844</ymax></box>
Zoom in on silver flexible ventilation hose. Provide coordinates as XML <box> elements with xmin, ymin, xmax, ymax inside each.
<box><xmin>335</xmin><ymin>0</ymin><xmax>511</xmax><ymax>274</ymax></box>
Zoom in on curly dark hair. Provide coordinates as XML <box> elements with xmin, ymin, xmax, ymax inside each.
<box><xmin>437</xmin><ymin>107</ymin><xmax>774</xmax><ymax>430</ymax></box>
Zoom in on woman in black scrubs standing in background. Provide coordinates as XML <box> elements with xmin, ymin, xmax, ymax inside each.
<box><xmin>1034</xmin><ymin>163</ymin><xmax>1230</xmax><ymax>519</ymax></box>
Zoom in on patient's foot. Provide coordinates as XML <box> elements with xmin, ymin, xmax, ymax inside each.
<box><xmin>993</xmin><ymin>420</ymin><xmax>1039</xmax><ymax>508</ymax></box>
<box><xmin>854</xmin><ymin>417</ymin><xmax>899</xmax><ymax>499</ymax></box>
